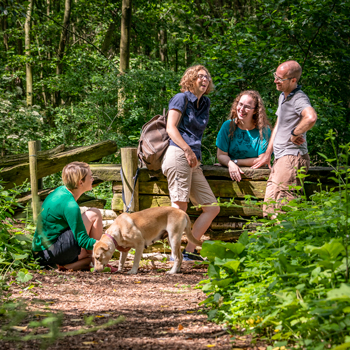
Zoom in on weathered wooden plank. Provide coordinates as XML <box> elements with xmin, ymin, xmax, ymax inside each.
<box><xmin>89</xmin><ymin>164</ymin><xmax>336</xmax><ymax>183</ymax></box>
<box><xmin>112</xmin><ymin>193</ymin><xmax>262</xmax><ymax>217</ymax></box>
<box><xmin>78</xmin><ymin>199</ymin><xmax>106</xmax><ymax>209</ymax></box>
<box><xmin>90</xmin><ymin>164</ymin><xmax>122</xmax><ymax>182</ymax></box>
<box><xmin>0</xmin><ymin>144</ymin><xmax>65</xmax><ymax>168</ymax></box>
<box><xmin>137</xmin><ymin>166</ymin><xmax>271</xmax><ymax>181</ymax></box>
<box><xmin>17</xmin><ymin>189</ymin><xmax>96</xmax><ymax>207</ymax></box>
<box><xmin>114</xmin><ymin>180</ymin><xmax>267</xmax><ymax>199</ymax></box>
<box><xmin>1</xmin><ymin>141</ymin><xmax>118</xmax><ymax>189</ymax></box>
<box><xmin>114</xmin><ymin>179</ymin><xmax>329</xmax><ymax>201</ymax></box>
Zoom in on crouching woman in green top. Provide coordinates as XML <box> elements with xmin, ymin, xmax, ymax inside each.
<box><xmin>32</xmin><ymin>162</ymin><xmax>105</xmax><ymax>271</ymax></box>
<box><xmin>216</xmin><ymin>90</ymin><xmax>272</xmax><ymax>182</ymax></box>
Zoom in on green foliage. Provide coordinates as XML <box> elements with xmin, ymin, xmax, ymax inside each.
<box><xmin>1</xmin><ymin>0</ymin><xmax>349</xmax><ymax>164</ymax></box>
<box><xmin>0</xmin><ymin>180</ymin><xmax>36</xmax><ymax>270</ymax></box>
<box><xmin>198</xmin><ymin>136</ymin><xmax>350</xmax><ymax>349</ymax></box>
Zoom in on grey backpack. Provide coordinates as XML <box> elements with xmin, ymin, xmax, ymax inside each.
<box><xmin>137</xmin><ymin>96</ymin><xmax>188</xmax><ymax>170</ymax></box>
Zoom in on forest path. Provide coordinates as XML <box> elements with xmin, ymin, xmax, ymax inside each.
<box><xmin>5</xmin><ymin>260</ymin><xmax>266</xmax><ymax>349</ymax></box>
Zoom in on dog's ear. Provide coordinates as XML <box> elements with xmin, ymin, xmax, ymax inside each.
<box><xmin>99</xmin><ymin>242</ymin><xmax>109</xmax><ymax>251</ymax></box>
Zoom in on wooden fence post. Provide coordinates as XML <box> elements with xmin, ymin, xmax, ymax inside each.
<box><xmin>35</xmin><ymin>140</ymin><xmax>43</xmax><ymax>190</ymax></box>
<box><xmin>28</xmin><ymin>141</ymin><xmax>40</xmax><ymax>222</ymax></box>
<box><xmin>121</xmin><ymin>147</ymin><xmax>139</xmax><ymax>212</ymax></box>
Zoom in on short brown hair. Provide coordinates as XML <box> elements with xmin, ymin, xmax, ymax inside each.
<box><xmin>62</xmin><ymin>162</ymin><xmax>90</xmax><ymax>190</ymax></box>
<box><xmin>180</xmin><ymin>65</ymin><xmax>214</xmax><ymax>95</ymax></box>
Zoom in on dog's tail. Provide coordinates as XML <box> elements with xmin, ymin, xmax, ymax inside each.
<box><xmin>184</xmin><ymin>213</ymin><xmax>202</xmax><ymax>247</ymax></box>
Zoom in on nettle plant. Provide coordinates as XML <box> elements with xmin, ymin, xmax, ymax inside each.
<box><xmin>198</xmin><ymin>130</ymin><xmax>350</xmax><ymax>350</ymax></box>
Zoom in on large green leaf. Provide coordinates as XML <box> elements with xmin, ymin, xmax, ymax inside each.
<box><xmin>305</xmin><ymin>239</ymin><xmax>345</xmax><ymax>260</ymax></box>
<box><xmin>16</xmin><ymin>271</ymin><xmax>33</xmax><ymax>283</ymax></box>
<box><xmin>327</xmin><ymin>284</ymin><xmax>350</xmax><ymax>302</ymax></box>
<box><xmin>200</xmin><ymin>241</ymin><xmax>237</xmax><ymax>261</ymax></box>
<box><xmin>237</xmin><ymin>231</ymin><xmax>249</xmax><ymax>246</ymax></box>
<box><xmin>331</xmin><ymin>342</ymin><xmax>350</xmax><ymax>350</ymax></box>
<box><xmin>222</xmin><ymin>260</ymin><xmax>240</xmax><ymax>272</ymax></box>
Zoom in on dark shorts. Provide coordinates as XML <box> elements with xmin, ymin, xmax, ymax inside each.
<box><xmin>33</xmin><ymin>229</ymin><xmax>81</xmax><ymax>267</ymax></box>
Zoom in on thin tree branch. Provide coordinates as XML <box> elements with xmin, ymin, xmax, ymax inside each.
<box><xmin>302</xmin><ymin>1</ymin><xmax>337</xmax><ymax>69</ymax></box>
<box><xmin>33</xmin><ymin>0</ymin><xmax>109</xmax><ymax>61</ymax></box>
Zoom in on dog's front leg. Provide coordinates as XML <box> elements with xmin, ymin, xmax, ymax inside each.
<box><xmin>119</xmin><ymin>251</ymin><xmax>128</xmax><ymax>271</ymax></box>
<box><xmin>128</xmin><ymin>242</ymin><xmax>144</xmax><ymax>274</ymax></box>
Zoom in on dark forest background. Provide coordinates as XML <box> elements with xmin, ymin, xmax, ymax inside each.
<box><xmin>1</xmin><ymin>0</ymin><xmax>349</xmax><ymax>164</ymax></box>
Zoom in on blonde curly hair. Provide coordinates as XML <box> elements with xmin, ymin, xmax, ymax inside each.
<box><xmin>180</xmin><ymin>65</ymin><xmax>214</xmax><ymax>95</ymax></box>
<box><xmin>229</xmin><ymin>90</ymin><xmax>271</xmax><ymax>140</ymax></box>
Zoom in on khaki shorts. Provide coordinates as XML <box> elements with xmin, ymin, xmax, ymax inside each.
<box><xmin>263</xmin><ymin>153</ymin><xmax>310</xmax><ymax>215</ymax></box>
<box><xmin>161</xmin><ymin>146</ymin><xmax>217</xmax><ymax>206</ymax></box>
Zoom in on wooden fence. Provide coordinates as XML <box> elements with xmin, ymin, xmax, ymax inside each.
<box><xmin>90</xmin><ymin>148</ymin><xmax>336</xmax><ymax>242</ymax></box>
<box><xmin>2</xmin><ymin>143</ymin><xmax>336</xmax><ymax>243</ymax></box>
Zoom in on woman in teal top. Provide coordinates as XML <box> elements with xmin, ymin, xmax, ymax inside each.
<box><xmin>32</xmin><ymin>162</ymin><xmax>122</xmax><ymax>271</ymax></box>
<box><xmin>216</xmin><ymin>90</ymin><xmax>271</xmax><ymax>182</ymax></box>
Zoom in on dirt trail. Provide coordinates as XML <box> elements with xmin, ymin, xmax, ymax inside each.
<box><xmin>3</xmin><ymin>260</ymin><xmax>266</xmax><ymax>350</ymax></box>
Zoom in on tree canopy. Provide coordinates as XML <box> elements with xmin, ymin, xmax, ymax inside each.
<box><xmin>0</xmin><ymin>0</ymin><xmax>349</xmax><ymax>163</ymax></box>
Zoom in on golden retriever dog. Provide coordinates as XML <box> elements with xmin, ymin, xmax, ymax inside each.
<box><xmin>93</xmin><ymin>207</ymin><xmax>201</xmax><ymax>274</ymax></box>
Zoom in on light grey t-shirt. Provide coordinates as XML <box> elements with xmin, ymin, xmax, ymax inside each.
<box><xmin>273</xmin><ymin>89</ymin><xmax>312</xmax><ymax>159</ymax></box>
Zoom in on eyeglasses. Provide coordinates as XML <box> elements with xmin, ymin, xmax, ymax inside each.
<box><xmin>197</xmin><ymin>74</ymin><xmax>211</xmax><ymax>81</ymax></box>
<box><xmin>237</xmin><ymin>102</ymin><xmax>255</xmax><ymax>110</ymax></box>
<box><xmin>273</xmin><ymin>72</ymin><xmax>293</xmax><ymax>82</ymax></box>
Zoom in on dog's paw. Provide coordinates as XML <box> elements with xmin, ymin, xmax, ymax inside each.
<box><xmin>166</xmin><ymin>269</ymin><xmax>179</xmax><ymax>274</ymax></box>
<box><xmin>127</xmin><ymin>270</ymin><xmax>138</xmax><ymax>275</ymax></box>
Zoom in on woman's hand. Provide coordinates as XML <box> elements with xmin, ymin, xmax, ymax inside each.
<box><xmin>228</xmin><ymin>160</ymin><xmax>244</xmax><ymax>182</ymax></box>
<box><xmin>184</xmin><ymin>148</ymin><xmax>198</xmax><ymax>168</ymax></box>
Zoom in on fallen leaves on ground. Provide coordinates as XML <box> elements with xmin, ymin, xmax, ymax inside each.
<box><xmin>1</xmin><ymin>260</ymin><xmax>268</xmax><ymax>350</ymax></box>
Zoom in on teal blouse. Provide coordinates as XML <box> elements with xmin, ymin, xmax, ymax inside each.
<box><xmin>216</xmin><ymin>120</ymin><xmax>271</xmax><ymax>160</ymax></box>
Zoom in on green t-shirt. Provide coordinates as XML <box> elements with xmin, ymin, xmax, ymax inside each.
<box><xmin>216</xmin><ymin>120</ymin><xmax>271</xmax><ymax>160</ymax></box>
<box><xmin>32</xmin><ymin>186</ymin><xmax>96</xmax><ymax>252</ymax></box>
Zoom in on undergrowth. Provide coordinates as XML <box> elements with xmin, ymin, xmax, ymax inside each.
<box><xmin>198</xmin><ymin>131</ymin><xmax>350</xmax><ymax>350</ymax></box>
<box><xmin>0</xmin><ymin>180</ymin><xmax>122</xmax><ymax>348</ymax></box>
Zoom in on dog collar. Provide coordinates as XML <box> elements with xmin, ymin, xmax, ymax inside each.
<box><xmin>104</xmin><ymin>233</ymin><xmax>118</xmax><ymax>248</ymax></box>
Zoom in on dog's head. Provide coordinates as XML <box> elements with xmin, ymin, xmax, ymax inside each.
<box><xmin>92</xmin><ymin>238</ymin><xmax>114</xmax><ymax>273</ymax></box>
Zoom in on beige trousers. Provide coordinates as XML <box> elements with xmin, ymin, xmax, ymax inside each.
<box><xmin>263</xmin><ymin>153</ymin><xmax>310</xmax><ymax>216</ymax></box>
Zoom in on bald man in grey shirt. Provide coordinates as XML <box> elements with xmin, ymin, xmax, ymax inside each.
<box><xmin>253</xmin><ymin>60</ymin><xmax>317</xmax><ymax>218</ymax></box>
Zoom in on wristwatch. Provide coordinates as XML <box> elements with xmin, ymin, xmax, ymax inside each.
<box><xmin>233</xmin><ymin>159</ymin><xmax>238</xmax><ymax>164</ymax></box>
<box><xmin>291</xmin><ymin>128</ymin><xmax>300</xmax><ymax>137</ymax></box>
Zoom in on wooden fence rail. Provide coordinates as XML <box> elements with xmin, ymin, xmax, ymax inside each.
<box><xmin>89</xmin><ymin>147</ymin><xmax>336</xmax><ymax>242</ymax></box>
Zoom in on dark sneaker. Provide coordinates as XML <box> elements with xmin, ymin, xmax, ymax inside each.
<box><xmin>169</xmin><ymin>249</ymin><xmax>204</xmax><ymax>261</ymax></box>
<box><xmin>182</xmin><ymin>249</ymin><xmax>204</xmax><ymax>261</ymax></box>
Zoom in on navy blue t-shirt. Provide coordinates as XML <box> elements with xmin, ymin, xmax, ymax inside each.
<box><xmin>168</xmin><ymin>91</ymin><xmax>210</xmax><ymax>160</ymax></box>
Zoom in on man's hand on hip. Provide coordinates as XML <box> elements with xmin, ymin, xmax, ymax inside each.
<box><xmin>290</xmin><ymin>135</ymin><xmax>305</xmax><ymax>145</ymax></box>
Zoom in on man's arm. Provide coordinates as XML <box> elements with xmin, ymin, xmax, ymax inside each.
<box><xmin>290</xmin><ymin>106</ymin><xmax>317</xmax><ymax>145</ymax></box>
<box><xmin>251</xmin><ymin>117</ymin><xmax>279</xmax><ymax>169</ymax></box>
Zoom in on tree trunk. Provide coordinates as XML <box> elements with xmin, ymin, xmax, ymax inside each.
<box><xmin>54</xmin><ymin>0</ymin><xmax>72</xmax><ymax>106</ymax></box>
<box><xmin>25</xmin><ymin>0</ymin><xmax>34</xmax><ymax>107</ymax></box>
<box><xmin>1</xmin><ymin>13</ymin><xmax>9</xmax><ymax>51</ymax></box>
<box><xmin>36</xmin><ymin>36</ymin><xmax>47</xmax><ymax>105</ymax></box>
<box><xmin>102</xmin><ymin>21</ymin><xmax>116</xmax><ymax>56</ymax></box>
<box><xmin>120</xmin><ymin>0</ymin><xmax>132</xmax><ymax>73</ymax></box>
<box><xmin>16</xmin><ymin>21</ymin><xmax>24</xmax><ymax>55</ymax></box>
<box><xmin>175</xmin><ymin>43</ymin><xmax>178</xmax><ymax>73</ymax></box>
<box><xmin>185</xmin><ymin>44</ymin><xmax>192</xmax><ymax>67</ymax></box>
<box><xmin>159</xmin><ymin>27</ymin><xmax>168</xmax><ymax>66</ymax></box>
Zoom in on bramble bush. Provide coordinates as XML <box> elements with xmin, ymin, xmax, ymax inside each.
<box><xmin>198</xmin><ymin>131</ymin><xmax>350</xmax><ymax>350</ymax></box>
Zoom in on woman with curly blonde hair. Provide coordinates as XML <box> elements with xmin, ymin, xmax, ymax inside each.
<box><xmin>161</xmin><ymin>65</ymin><xmax>220</xmax><ymax>261</ymax></box>
<box><xmin>216</xmin><ymin>90</ymin><xmax>272</xmax><ymax>182</ymax></box>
